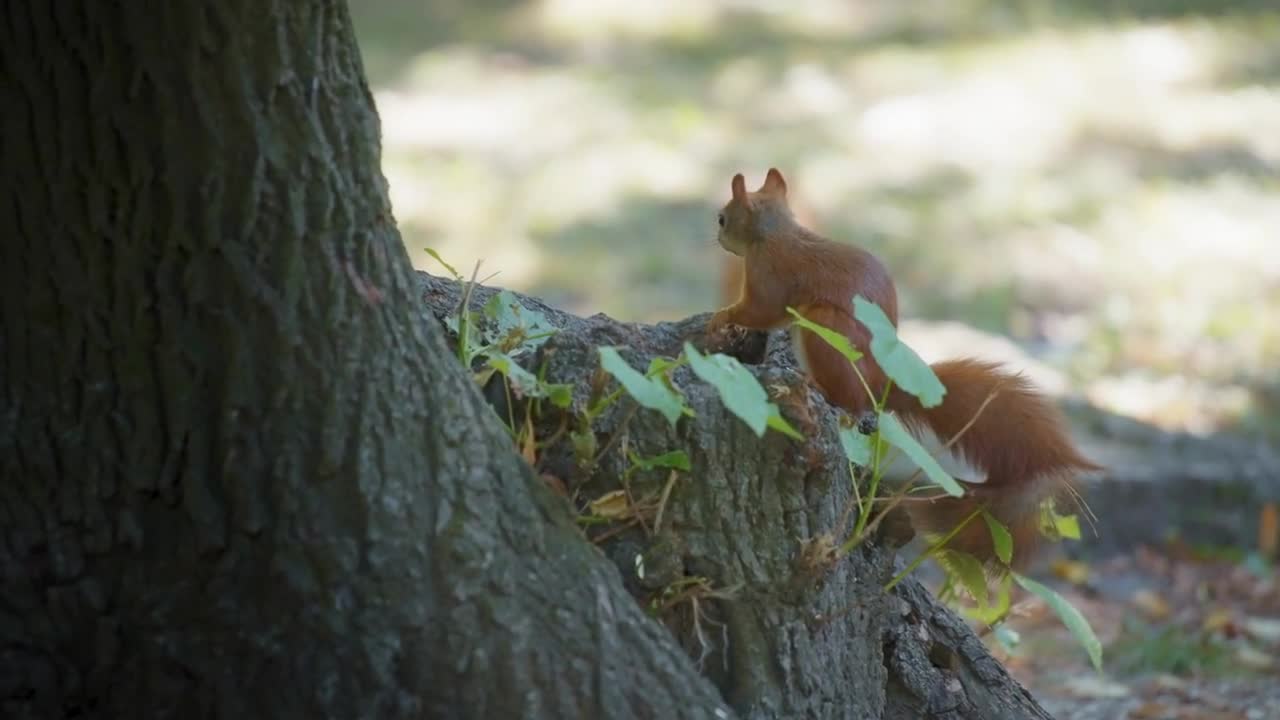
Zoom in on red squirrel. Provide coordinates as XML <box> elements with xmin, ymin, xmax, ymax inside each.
<box><xmin>706</xmin><ymin>168</ymin><xmax>1101</xmax><ymax>566</ymax></box>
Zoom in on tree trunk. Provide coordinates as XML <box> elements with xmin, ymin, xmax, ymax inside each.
<box><xmin>0</xmin><ymin>2</ymin><xmax>1053</xmax><ymax>719</ymax></box>
<box><xmin>1</xmin><ymin>3</ymin><xmax>729</xmax><ymax>718</ymax></box>
<box><xmin>419</xmin><ymin>276</ymin><xmax>1054</xmax><ymax>720</ymax></box>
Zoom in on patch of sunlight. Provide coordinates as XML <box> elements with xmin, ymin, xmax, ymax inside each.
<box><xmin>377</xmin><ymin>52</ymin><xmax>620</xmax><ymax>156</ymax></box>
<box><xmin>1095</xmin><ymin>181</ymin><xmax>1280</xmax><ymax>283</ymax></box>
<box><xmin>533</xmin><ymin>0</ymin><xmax>716</xmax><ymax>42</ymax></box>
<box><xmin>838</xmin><ymin>24</ymin><xmax>1227</xmax><ymax>183</ymax></box>
<box><xmin>710</xmin><ymin>58</ymin><xmax>771</xmax><ymax>107</ymax></box>
<box><xmin>1145</xmin><ymin>87</ymin><xmax>1280</xmax><ymax>160</ymax></box>
<box><xmin>1086</xmin><ymin>372</ymin><xmax>1252</xmax><ymax>436</ymax></box>
<box><xmin>766</xmin><ymin>0</ymin><xmax>870</xmax><ymax>37</ymax></box>
<box><xmin>518</xmin><ymin>141</ymin><xmax>712</xmax><ymax>229</ymax></box>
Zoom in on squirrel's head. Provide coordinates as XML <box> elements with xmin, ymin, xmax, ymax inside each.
<box><xmin>716</xmin><ymin>168</ymin><xmax>794</xmax><ymax>256</ymax></box>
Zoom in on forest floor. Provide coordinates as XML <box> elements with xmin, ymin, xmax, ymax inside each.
<box><xmin>989</xmin><ymin>541</ymin><xmax>1280</xmax><ymax>719</ymax></box>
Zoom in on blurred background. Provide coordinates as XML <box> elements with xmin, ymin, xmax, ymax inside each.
<box><xmin>354</xmin><ymin>1</ymin><xmax>1280</xmax><ymax>713</ymax></box>
<box><xmin>353</xmin><ymin>0</ymin><xmax>1280</xmax><ymax>444</ymax></box>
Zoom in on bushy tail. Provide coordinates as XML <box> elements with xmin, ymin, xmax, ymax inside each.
<box><xmin>888</xmin><ymin>359</ymin><xmax>1102</xmax><ymax>566</ymax></box>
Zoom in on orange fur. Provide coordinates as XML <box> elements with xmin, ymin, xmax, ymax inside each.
<box><xmin>707</xmin><ymin>169</ymin><xmax>1101</xmax><ymax>566</ymax></box>
<box><xmin>718</xmin><ymin>193</ymin><xmax>819</xmax><ymax>312</ymax></box>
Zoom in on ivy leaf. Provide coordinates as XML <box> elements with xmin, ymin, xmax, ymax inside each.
<box><xmin>629</xmin><ymin>450</ymin><xmax>691</xmax><ymax>472</ymax></box>
<box><xmin>487</xmin><ymin>352</ymin><xmax>538</xmax><ymax>395</ymax></box>
<box><xmin>598</xmin><ymin>347</ymin><xmax>686</xmax><ymax>426</ymax></box>
<box><xmin>767</xmin><ymin>414</ymin><xmax>803</xmax><ymax>440</ymax></box>
<box><xmin>787</xmin><ymin>308</ymin><xmax>864</xmax><ymax>365</ymax></box>
<box><xmin>1014</xmin><ymin>573</ymin><xmax>1103</xmax><ymax>672</ymax></box>
<box><xmin>853</xmin><ymin>296</ymin><xmax>945</xmax><ymax>408</ymax></box>
<box><xmin>647</xmin><ymin>356</ymin><xmax>683</xmax><ymax>375</ymax></box>
<box><xmin>964</xmin><ymin>572</ymin><xmax>1015</xmax><ymax>626</ymax></box>
<box><xmin>684</xmin><ymin>342</ymin><xmax>800</xmax><ymax>439</ymax></box>
<box><xmin>838</xmin><ymin>426</ymin><xmax>872</xmax><ymax>466</ymax></box>
<box><xmin>443</xmin><ymin>310</ymin><xmax>486</xmax><ymax>365</ymax></box>
<box><xmin>545</xmin><ymin>383</ymin><xmax>574</xmax><ymax>408</ymax></box>
<box><xmin>484</xmin><ymin>290</ymin><xmax>557</xmax><ymax>355</ymax></box>
<box><xmin>878</xmin><ymin>412</ymin><xmax>963</xmax><ymax>497</ymax></box>
<box><xmin>571</xmin><ymin>429</ymin><xmax>597</xmax><ymax>468</ymax></box>
<box><xmin>936</xmin><ymin>549</ymin><xmax>989</xmax><ymax>610</ymax></box>
<box><xmin>983</xmin><ymin>511</ymin><xmax>1015</xmax><ymax>566</ymax></box>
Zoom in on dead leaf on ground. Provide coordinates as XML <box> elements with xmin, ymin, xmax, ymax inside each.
<box><xmin>1053</xmin><ymin>559</ymin><xmax>1091</xmax><ymax>585</ymax></box>
<box><xmin>1131</xmin><ymin>589</ymin><xmax>1171</xmax><ymax>620</ymax></box>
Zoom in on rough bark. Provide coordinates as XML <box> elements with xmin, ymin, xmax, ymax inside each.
<box><xmin>1</xmin><ymin>3</ymin><xmax>731</xmax><ymax>718</ymax></box>
<box><xmin>420</xmin><ymin>274</ymin><xmax>1056</xmax><ymax>720</ymax></box>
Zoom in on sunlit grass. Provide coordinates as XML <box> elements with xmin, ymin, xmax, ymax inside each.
<box><xmin>352</xmin><ymin>0</ymin><xmax>1280</xmax><ymax>437</ymax></box>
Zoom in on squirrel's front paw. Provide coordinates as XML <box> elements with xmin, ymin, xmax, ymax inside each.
<box><xmin>706</xmin><ymin>310</ymin><xmax>733</xmax><ymax>335</ymax></box>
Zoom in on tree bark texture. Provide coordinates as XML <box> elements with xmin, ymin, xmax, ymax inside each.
<box><xmin>1</xmin><ymin>3</ymin><xmax>732</xmax><ymax>718</ymax></box>
<box><xmin>419</xmin><ymin>274</ymin><xmax>1056</xmax><ymax>720</ymax></box>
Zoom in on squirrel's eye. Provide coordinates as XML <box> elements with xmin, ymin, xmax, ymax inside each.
<box><xmin>717</xmin><ymin>213</ymin><xmax>726</xmax><ymax>228</ymax></box>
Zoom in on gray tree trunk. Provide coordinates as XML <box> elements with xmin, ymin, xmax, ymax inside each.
<box><xmin>419</xmin><ymin>276</ymin><xmax>1054</xmax><ymax>720</ymax></box>
<box><xmin>0</xmin><ymin>1</ymin><xmax>1052</xmax><ymax>718</ymax></box>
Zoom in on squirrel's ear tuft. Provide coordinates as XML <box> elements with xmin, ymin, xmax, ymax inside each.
<box><xmin>731</xmin><ymin>173</ymin><xmax>747</xmax><ymax>202</ymax></box>
<box><xmin>761</xmin><ymin>168</ymin><xmax>788</xmax><ymax>197</ymax></box>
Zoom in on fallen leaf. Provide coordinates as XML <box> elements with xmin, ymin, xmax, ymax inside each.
<box><xmin>1052</xmin><ymin>559</ymin><xmax>1091</xmax><ymax>585</ymax></box>
<box><xmin>1202</xmin><ymin>607</ymin><xmax>1238</xmax><ymax>636</ymax></box>
<box><xmin>589</xmin><ymin>490</ymin><xmax>631</xmax><ymax>519</ymax></box>
<box><xmin>1131</xmin><ymin>589</ymin><xmax>1171</xmax><ymax>620</ymax></box>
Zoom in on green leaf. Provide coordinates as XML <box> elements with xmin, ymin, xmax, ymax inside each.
<box><xmin>545</xmin><ymin>383</ymin><xmax>573</xmax><ymax>409</ymax></box>
<box><xmin>647</xmin><ymin>356</ymin><xmax>683</xmax><ymax>375</ymax></box>
<box><xmin>443</xmin><ymin>310</ymin><xmax>486</xmax><ymax>362</ymax></box>
<box><xmin>1014</xmin><ymin>573</ymin><xmax>1103</xmax><ymax>672</ymax></box>
<box><xmin>571</xmin><ymin>429</ymin><xmax>597</xmax><ymax>468</ymax></box>
<box><xmin>487</xmin><ymin>353</ymin><xmax>541</xmax><ymax>398</ymax></box>
<box><xmin>1042</xmin><ymin>503</ymin><xmax>1082</xmax><ymax>541</ymax></box>
<box><xmin>936</xmin><ymin>549</ymin><xmax>989</xmax><ymax>610</ymax></box>
<box><xmin>598</xmin><ymin>347</ymin><xmax>686</xmax><ymax>426</ymax></box>
<box><xmin>787</xmin><ymin>308</ymin><xmax>863</xmax><ymax>365</ymax></box>
<box><xmin>853</xmin><ymin>296</ymin><xmax>945</xmax><ymax>408</ymax></box>
<box><xmin>483</xmin><ymin>290</ymin><xmax>557</xmax><ymax>355</ymax></box>
<box><xmin>878</xmin><ymin>412</ymin><xmax>963</xmax><ymax>496</ymax></box>
<box><xmin>684</xmin><ymin>342</ymin><xmax>794</xmax><ymax>438</ymax></box>
<box><xmin>983</xmin><ymin>512</ymin><xmax>1015</xmax><ymax>565</ymax></box>
<box><xmin>766</xmin><ymin>414</ymin><xmax>803</xmax><ymax>440</ymax></box>
<box><xmin>1056</xmin><ymin>513</ymin><xmax>1082</xmax><ymax>540</ymax></box>
<box><xmin>993</xmin><ymin>571</ymin><xmax>1013</xmax><ymax>616</ymax></box>
<box><xmin>963</xmin><ymin>571</ymin><xmax>1015</xmax><ymax>625</ymax></box>
<box><xmin>838</xmin><ymin>426</ymin><xmax>872</xmax><ymax>465</ymax></box>
<box><xmin>629</xmin><ymin>450</ymin><xmax>691</xmax><ymax>472</ymax></box>
<box><xmin>423</xmin><ymin>247</ymin><xmax>462</xmax><ymax>279</ymax></box>
<box><xmin>485</xmin><ymin>352</ymin><xmax>572</xmax><ymax>408</ymax></box>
